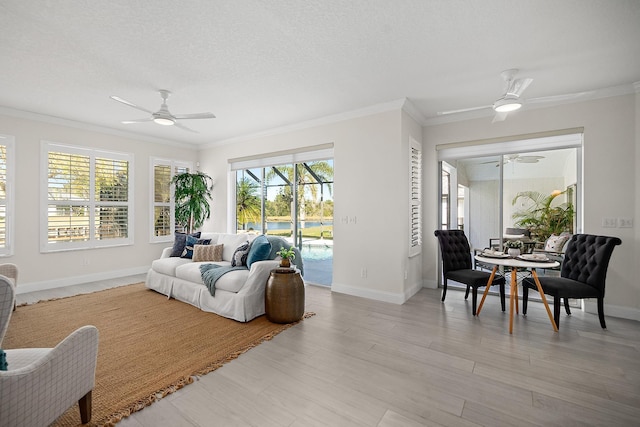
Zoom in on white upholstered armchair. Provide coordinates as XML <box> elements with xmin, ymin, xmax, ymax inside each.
<box><xmin>0</xmin><ymin>275</ymin><xmax>99</xmax><ymax>427</ymax></box>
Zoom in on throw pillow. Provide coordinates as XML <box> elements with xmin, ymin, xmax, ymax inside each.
<box><xmin>246</xmin><ymin>234</ymin><xmax>272</xmax><ymax>268</ymax></box>
<box><xmin>544</xmin><ymin>234</ymin><xmax>571</xmax><ymax>252</ymax></box>
<box><xmin>193</xmin><ymin>243</ymin><xmax>224</xmax><ymax>262</ymax></box>
<box><xmin>231</xmin><ymin>241</ymin><xmax>251</xmax><ymax>267</ymax></box>
<box><xmin>170</xmin><ymin>232</ymin><xmax>201</xmax><ymax>257</ymax></box>
<box><xmin>181</xmin><ymin>235</ymin><xmax>211</xmax><ymax>259</ymax></box>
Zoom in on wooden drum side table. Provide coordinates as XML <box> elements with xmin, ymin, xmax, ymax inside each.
<box><xmin>265</xmin><ymin>268</ymin><xmax>305</xmax><ymax>323</ymax></box>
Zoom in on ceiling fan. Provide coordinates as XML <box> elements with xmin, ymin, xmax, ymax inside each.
<box><xmin>110</xmin><ymin>90</ymin><xmax>215</xmax><ymax>132</ymax></box>
<box><xmin>437</xmin><ymin>69</ymin><xmax>591</xmax><ymax>123</ymax></box>
<box><xmin>482</xmin><ymin>154</ymin><xmax>545</xmax><ymax>166</ymax></box>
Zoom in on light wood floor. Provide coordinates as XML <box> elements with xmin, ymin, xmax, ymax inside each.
<box><xmin>17</xmin><ymin>278</ymin><xmax>640</xmax><ymax>427</ymax></box>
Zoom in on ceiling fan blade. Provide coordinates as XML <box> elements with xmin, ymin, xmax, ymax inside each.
<box><xmin>507</xmin><ymin>78</ymin><xmax>533</xmax><ymax>97</ymax></box>
<box><xmin>516</xmin><ymin>155</ymin><xmax>544</xmax><ymax>163</ymax></box>
<box><xmin>492</xmin><ymin>111</ymin><xmax>508</xmax><ymax>123</ymax></box>
<box><xmin>173</xmin><ymin>112</ymin><xmax>216</xmax><ymax>120</ymax></box>
<box><xmin>121</xmin><ymin>118</ymin><xmax>154</xmax><ymax>124</ymax></box>
<box><xmin>174</xmin><ymin>122</ymin><xmax>199</xmax><ymax>133</ymax></box>
<box><xmin>438</xmin><ymin>105</ymin><xmax>492</xmax><ymax>115</ymax></box>
<box><xmin>110</xmin><ymin>96</ymin><xmax>154</xmax><ymax>114</ymax></box>
<box><xmin>526</xmin><ymin>90</ymin><xmax>595</xmax><ymax>105</ymax></box>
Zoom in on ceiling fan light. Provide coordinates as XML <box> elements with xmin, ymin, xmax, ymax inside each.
<box><xmin>493</xmin><ymin>97</ymin><xmax>522</xmax><ymax>113</ymax></box>
<box><xmin>153</xmin><ymin>117</ymin><xmax>175</xmax><ymax>126</ymax></box>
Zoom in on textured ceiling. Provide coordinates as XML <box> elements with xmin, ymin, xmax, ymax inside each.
<box><xmin>1</xmin><ymin>0</ymin><xmax>639</xmax><ymax>147</ymax></box>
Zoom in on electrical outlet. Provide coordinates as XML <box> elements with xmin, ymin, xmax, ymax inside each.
<box><xmin>618</xmin><ymin>218</ymin><xmax>633</xmax><ymax>228</ymax></box>
<box><xmin>602</xmin><ymin>217</ymin><xmax>617</xmax><ymax>228</ymax></box>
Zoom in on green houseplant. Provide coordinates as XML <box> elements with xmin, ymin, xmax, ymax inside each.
<box><xmin>171</xmin><ymin>171</ymin><xmax>214</xmax><ymax>234</ymax></box>
<box><xmin>511</xmin><ymin>190</ymin><xmax>574</xmax><ymax>244</ymax></box>
<box><xmin>276</xmin><ymin>246</ymin><xmax>296</xmax><ymax>268</ymax></box>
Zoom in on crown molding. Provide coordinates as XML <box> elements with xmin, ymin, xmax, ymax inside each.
<box><xmin>0</xmin><ymin>106</ymin><xmax>198</xmax><ymax>149</ymax></box>
<box><xmin>204</xmin><ymin>99</ymin><xmax>408</xmax><ymax>148</ymax></box>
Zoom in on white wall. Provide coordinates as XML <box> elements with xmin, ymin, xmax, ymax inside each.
<box><xmin>423</xmin><ymin>93</ymin><xmax>639</xmax><ymax>320</ymax></box>
<box><xmin>0</xmin><ymin>113</ymin><xmax>198</xmax><ymax>292</ymax></box>
<box><xmin>198</xmin><ymin>103</ymin><xmax>423</xmax><ymax>304</ymax></box>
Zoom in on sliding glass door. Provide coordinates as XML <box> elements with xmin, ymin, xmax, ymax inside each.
<box><xmin>436</xmin><ymin>133</ymin><xmax>582</xmax><ymax>295</ymax></box>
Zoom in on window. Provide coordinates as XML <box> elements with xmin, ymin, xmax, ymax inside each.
<box><xmin>409</xmin><ymin>138</ymin><xmax>422</xmax><ymax>256</ymax></box>
<box><xmin>150</xmin><ymin>158</ymin><xmax>192</xmax><ymax>242</ymax></box>
<box><xmin>0</xmin><ymin>135</ymin><xmax>15</xmax><ymax>256</ymax></box>
<box><xmin>41</xmin><ymin>142</ymin><xmax>133</xmax><ymax>252</ymax></box>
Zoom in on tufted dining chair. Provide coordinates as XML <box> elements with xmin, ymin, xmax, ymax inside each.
<box><xmin>522</xmin><ymin>234</ymin><xmax>621</xmax><ymax>329</ymax></box>
<box><xmin>434</xmin><ymin>230</ymin><xmax>506</xmax><ymax>315</ymax></box>
<box><xmin>0</xmin><ymin>276</ymin><xmax>99</xmax><ymax>427</ymax></box>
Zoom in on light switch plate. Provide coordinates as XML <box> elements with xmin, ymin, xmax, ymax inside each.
<box><xmin>602</xmin><ymin>217</ymin><xmax>617</xmax><ymax>228</ymax></box>
<box><xmin>618</xmin><ymin>218</ymin><xmax>633</xmax><ymax>228</ymax></box>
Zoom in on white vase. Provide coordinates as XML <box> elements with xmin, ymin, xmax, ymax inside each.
<box><xmin>508</xmin><ymin>248</ymin><xmax>521</xmax><ymax>258</ymax></box>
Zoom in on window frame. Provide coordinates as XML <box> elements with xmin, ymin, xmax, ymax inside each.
<box><xmin>149</xmin><ymin>157</ymin><xmax>193</xmax><ymax>243</ymax></box>
<box><xmin>0</xmin><ymin>135</ymin><xmax>15</xmax><ymax>257</ymax></box>
<box><xmin>41</xmin><ymin>141</ymin><xmax>134</xmax><ymax>252</ymax></box>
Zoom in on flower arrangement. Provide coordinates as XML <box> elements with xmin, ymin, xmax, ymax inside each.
<box><xmin>504</xmin><ymin>240</ymin><xmax>524</xmax><ymax>250</ymax></box>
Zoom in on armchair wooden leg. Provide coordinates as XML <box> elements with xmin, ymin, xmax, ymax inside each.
<box><xmin>597</xmin><ymin>298</ymin><xmax>607</xmax><ymax>329</ymax></box>
<box><xmin>79</xmin><ymin>390</ymin><xmax>92</xmax><ymax>424</ymax></box>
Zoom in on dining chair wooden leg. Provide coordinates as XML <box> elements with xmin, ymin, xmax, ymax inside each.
<box><xmin>522</xmin><ymin>285</ymin><xmax>529</xmax><ymax>314</ymax></box>
<box><xmin>464</xmin><ymin>285</ymin><xmax>471</xmax><ymax>300</ymax></box>
<box><xmin>564</xmin><ymin>298</ymin><xmax>571</xmax><ymax>315</ymax></box>
<box><xmin>472</xmin><ymin>288</ymin><xmax>478</xmax><ymax>316</ymax></box>
<box><xmin>441</xmin><ymin>278</ymin><xmax>448</xmax><ymax>302</ymax></box>
<box><xmin>500</xmin><ymin>282</ymin><xmax>506</xmax><ymax>312</ymax></box>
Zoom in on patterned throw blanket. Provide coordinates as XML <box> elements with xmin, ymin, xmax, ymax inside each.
<box><xmin>199</xmin><ymin>264</ymin><xmax>248</xmax><ymax>297</ymax></box>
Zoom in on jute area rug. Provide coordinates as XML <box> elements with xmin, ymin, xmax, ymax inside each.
<box><xmin>4</xmin><ymin>283</ymin><xmax>312</xmax><ymax>426</ymax></box>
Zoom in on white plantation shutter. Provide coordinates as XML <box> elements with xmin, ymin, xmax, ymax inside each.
<box><xmin>409</xmin><ymin>138</ymin><xmax>422</xmax><ymax>257</ymax></box>
<box><xmin>42</xmin><ymin>142</ymin><xmax>133</xmax><ymax>251</ymax></box>
<box><xmin>0</xmin><ymin>135</ymin><xmax>14</xmax><ymax>256</ymax></box>
<box><xmin>150</xmin><ymin>158</ymin><xmax>192</xmax><ymax>242</ymax></box>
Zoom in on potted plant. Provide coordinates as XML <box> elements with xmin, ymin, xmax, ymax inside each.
<box><xmin>171</xmin><ymin>171</ymin><xmax>214</xmax><ymax>234</ymax></box>
<box><xmin>276</xmin><ymin>246</ymin><xmax>296</xmax><ymax>268</ymax></box>
<box><xmin>504</xmin><ymin>240</ymin><xmax>524</xmax><ymax>257</ymax></box>
<box><xmin>511</xmin><ymin>190</ymin><xmax>574</xmax><ymax>244</ymax></box>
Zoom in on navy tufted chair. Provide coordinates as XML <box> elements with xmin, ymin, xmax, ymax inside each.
<box><xmin>522</xmin><ymin>234</ymin><xmax>621</xmax><ymax>329</ymax></box>
<box><xmin>434</xmin><ymin>230</ymin><xmax>505</xmax><ymax>315</ymax></box>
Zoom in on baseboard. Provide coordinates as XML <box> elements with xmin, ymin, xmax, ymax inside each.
<box><xmin>584</xmin><ymin>300</ymin><xmax>640</xmax><ymax>322</ymax></box>
<box><xmin>16</xmin><ymin>266</ymin><xmax>149</xmax><ymax>295</ymax></box>
<box><xmin>331</xmin><ymin>282</ymin><xmax>407</xmax><ymax>304</ymax></box>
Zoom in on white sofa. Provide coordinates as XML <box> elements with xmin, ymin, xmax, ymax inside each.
<box><xmin>145</xmin><ymin>232</ymin><xmax>303</xmax><ymax>322</ymax></box>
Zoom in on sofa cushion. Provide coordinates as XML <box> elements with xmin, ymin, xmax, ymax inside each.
<box><xmin>246</xmin><ymin>235</ymin><xmax>272</xmax><ymax>268</ymax></box>
<box><xmin>181</xmin><ymin>236</ymin><xmax>212</xmax><ymax>259</ymax></box>
<box><xmin>199</xmin><ymin>232</ymin><xmax>220</xmax><ymax>244</ymax></box>
<box><xmin>192</xmin><ymin>243</ymin><xmax>224</xmax><ymax>262</ymax></box>
<box><xmin>219</xmin><ymin>234</ymin><xmax>250</xmax><ymax>261</ymax></box>
<box><xmin>152</xmin><ymin>257</ymin><xmax>192</xmax><ymax>276</ymax></box>
<box><xmin>231</xmin><ymin>241</ymin><xmax>251</xmax><ymax>267</ymax></box>
<box><xmin>170</xmin><ymin>232</ymin><xmax>201</xmax><ymax>257</ymax></box>
<box><xmin>175</xmin><ymin>261</ymin><xmax>228</xmax><ymax>283</ymax></box>
<box><xmin>214</xmin><ymin>269</ymin><xmax>250</xmax><ymax>293</ymax></box>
